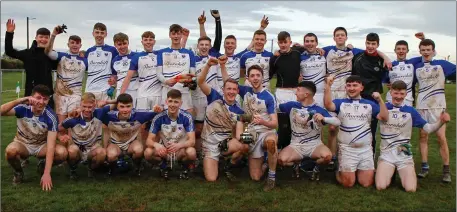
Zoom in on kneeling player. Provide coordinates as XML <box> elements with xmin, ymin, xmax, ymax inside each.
<box><xmin>375</xmin><ymin>81</ymin><xmax>450</xmax><ymax>192</ymax></box>
<box><xmin>102</xmin><ymin>93</ymin><xmax>158</xmax><ymax>176</ymax></box>
<box><xmin>59</xmin><ymin>93</ymin><xmax>110</xmax><ymax>179</ymax></box>
<box><xmin>144</xmin><ymin>89</ymin><xmax>196</xmax><ymax>180</ymax></box>
<box><xmin>198</xmin><ymin>57</ymin><xmax>248</xmax><ymax>181</ymax></box>
<box><xmin>1</xmin><ymin>85</ymin><xmax>67</xmax><ymax>191</ymax></box>
<box><xmin>324</xmin><ymin>75</ymin><xmax>388</xmax><ymax>188</ymax></box>
<box><xmin>278</xmin><ymin>81</ymin><xmax>340</xmax><ymax>181</ymax></box>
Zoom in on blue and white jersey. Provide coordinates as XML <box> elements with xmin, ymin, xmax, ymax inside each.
<box><xmin>217</xmin><ymin>49</ymin><xmax>250</xmax><ymax>88</ymax></box>
<box><xmin>384</xmin><ymin>59</ymin><xmax>418</xmax><ymax>103</ymax></box>
<box><xmin>103</xmin><ymin>109</ymin><xmax>157</xmax><ymax>144</ymax></box>
<box><xmin>300</xmin><ymin>53</ymin><xmax>326</xmax><ymax>95</ymax></box>
<box><xmin>85</xmin><ymin>44</ymin><xmax>118</xmax><ymax>92</ymax></box>
<box><xmin>201</xmin><ymin>88</ymin><xmax>244</xmax><ymax>143</ymax></box>
<box><xmin>239</xmin><ymin>85</ymin><xmax>276</xmax><ymax>132</ymax></box>
<box><xmin>240</xmin><ymin>50</ymin><xmax>274</xmax><ymax>88</ymax></box>
<box><xmin>414</xmin><ymin>59</ymin><xmax>456</xmax><ymax>109</ymax></box>
<box><xmin>49</xmin><ymin>51</ymin><xmax>87</xmax><ymax>96</ymax></box>
<box><xmin>194</xmin><ymin>48</ymin><xmax>221</xmax><ymax>98</ymax></box>
<box><xmin>157</xmin><ymin>47</ymin><xmax>196</xmax><ymax>94</ymax></box>
<box><xmin>279</xmin><ymin>101</ymin><xmax>331</xmax><ymax>144</ymax></box>
<box><xmin>111</xmin><ymin>51</ymin><xmax>138</xmax><ymax>91</ymax></box>
<box><xmin>380</xmin><ymin>102</ymin><xmax>427</xmax><ymax>151</ymax></box>
<box><xmin>150</xmin><ymin>109</ymin><xmax>194</xmax><ymax>146</ymax></box>
<box><xmin>129</xmin><ymin>51</ymin><xmax>161</xmax><ymax>97</ymax></box>
<box><xmin>62</xmin><ymin>106</ymin><xmax>110</xmax><ymax>147</ymax></box>
<box><xmin>323</xmin><ymin>46</ymin><xmax>364</xmax><ymax>91</ymax></box>
<box><xmin>13</xmin><ymin>104</ymin><xmax>58</xmax><ymax>145</ymax></box>
<box><xmin>333</xmin><ymin>98</ymin><xmax>380</xmax><ymax>147</ymax></box>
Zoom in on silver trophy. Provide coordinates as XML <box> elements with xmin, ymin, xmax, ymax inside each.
<box><xmin>240</xmin><ymin>114</ymin><xmax>254</xmax><ymax>144</ymax></box>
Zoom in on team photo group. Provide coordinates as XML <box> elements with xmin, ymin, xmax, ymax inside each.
<box><xmin>2</xmin><ymin>9</ymin><xmax>455</xmax><ymax>193</ymax></box>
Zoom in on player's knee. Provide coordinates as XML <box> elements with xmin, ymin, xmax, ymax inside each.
<box><xmin>186</xmin><ymin>147</ymin><xmax>197</xmax><ymax>160</ymax></box>
<box><xmin>251</xmin><ymin>174</ymin><xmax>261</xmax><ymax>181</ymax></box>
<box><xmin>133</xmin><ymin>146</ymin><xmax>144</xmax><ymax>156</ymax></box>
<box><xmin>144</xmin><ymin>148</ymin><xmax>153</xmax><ymax>159</ymax></box>
<box><xmin>106</xmin><ymin>151</ymin><xmax>119</xmax><ymax>162</ymax></box>
<box><xmin>341</xmin><ymin>175</ymin><xmax>355</xmax><ymax>188</ymax></box>
<box><xmin>436</xmin><ymin>133</ymin><xmax>447</xmax><ymax>143</ymax></box>
<box><xmin>55</xmin><ymin>146</ymin><xmax>68</xmax><ymax>161</ymax></box>
<box><xmin>322</xmin><ymin>154</ymin><xmax>332</xmax><ymax>164</ymax></box>
<box><xmin>419</xmin><ymin>130</ymin><xmax>428</xmax><ymax>139</ymax></box>
<box><xmin>95</xmin><ymin>148</ymin><xmax>106</xmax><ymax>158</ymax></box>
<box><xmin>376</xmin><ymin>182</ymin><xmax>388</xmax><ymax>191</ymax></box>
<box><xmin>265</xmin><ymin>139</ymin><xmax>277</xmax><ymax>155</ymax></box>
<box><xmin>359</xmin><ymin>179</ymin><xmax>374</xmax><ymax>188</ymax></box>
<box><xmin>67</xmin><ymin>146</ymin><xmax>79</xmax><ymax>157</ymax></box>
<box><xmin>5</xmin><ymin>146</ymin><xmax>19</xmax><ymax>159</ymax></box>
<box><xmin>404</xmin><ymin>185</ymin><xmax>416</xmax><ymax>193</ymax></box>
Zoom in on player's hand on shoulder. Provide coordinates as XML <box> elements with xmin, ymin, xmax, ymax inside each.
<box><xmin>383</xmin><ymin>59</ymin><xmax>392</xmax><ymax>70</ymax></box>
<box><xmin>152</xmin><ymin>105</ymin><xmax>163</xmax><ymax>113</ymax></box>
<box><xmin>317</xmin><ymin>48</ymin><xmax>325</xmax><ymax>56</ymax></box>
<box><xmin>372</xmin><ymin>92</ymin><xmax>382</xmax><ymax>102</ymax></box>
<box><xmin>273</xmin><ymin>50</ymin><xmax>280</xmax><ymax>57</ymax></box>
<box><xmin>346</xmin><ymin>44</ymin><xmax>354</xmax><ymax>49</ymax></box>
<box><xmin>440</xmin><ymin>111</ymin><xmax>451</xmax><ymax>123</ymax></box>
<box><xmin>6</xmin><ymin>19</ymin><xmax>15</xmax><ymax>33</ymax></box>
<box><xmin>260</xmin><ymin>15</ymin><xmax>269</xmax><ymax>29</ymax></box>
<box><xmin>198</xmin><ymin>11</ymin><xmax>206</xmax><ymax>24</ymax></box>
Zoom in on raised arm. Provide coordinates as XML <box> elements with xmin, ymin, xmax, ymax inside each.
<box><xmin>197</xmin><ymin>57</ymin><xmax>219</xmax><ymax>96</ymax></box>
<box><xmin>218</xmin><ymin>55</ymin><xmax>229</xmax><ymax>82</ymax></box>
<box><xmin>323</xmin><ymin>76</ymin><xmax>336</xmax><ymax>112</ymax></box>
<box><xmin>1</xmin><ymin>97</ymin><xmax>36</xmax><ymax>116</ymax></box>
<box><xmin>372</xmin><ymin>92</ymin><xmax>389</xmax><ymax>122</ymax></box>
<box><xmin>198</xmin><ymin>11</ymin><xmax>207</xmax><ymax>38</ymax></box>
<box><xmin>4</xmin><ymin>19</ymin><xmax>27</xmax><ymax>61</ymax></box>
<box><xmin>180</xmin><ymin>28</ymin><xmax>190</xmax><ymax>48</ymax></box>
<box><xmin>211</xmin><ymin>10</ymin><xmax>222</xmax><ymax>52</ymax></box>
<box><xmin>246</xmin><ymin>15</ymin><xmax>269</xmax><ymax>50</ymax></box>
<box><xmin>45</xmin><ymin>25</ymin><xmax>63</xmax><ymax>55</ymax></box>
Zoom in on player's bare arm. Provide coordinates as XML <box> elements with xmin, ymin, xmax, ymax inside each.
<box><xmin>323</xmin><ymin>76</ymin><xmax>336</xmax><ymax>112</ymax></box>
<box><xmin>1</xmin><ymin>97</ymin><xmax>37</xmax><ymax>116</ymax></box>
<box><xmin>253</xmin><ymin>113</ymin><xmax>278</xmax><ymax>129</ymax></box>
<box><xmin>198</xmin><ymin>11</ymin><xmax>207</xmax><ymax>38</ymax></box>
<box><xmin>422</xmin><ymin>112</ymin><xmax>451</xmax><ymax>133</ymax></box>
<box><xmin>44</xmin><ymin>25</ymin><xmax>63</xmax><ymax>55</ymax></box>
<box><xmin>246</xmin><ymin>15</ymin><xmax>269</xmax><ymax>50</ymax></box>
<box><xmin>197</xmin><ymin>57</ymin><xmax>219</xmax><ymax>96</ymax></box>
<box><xmin>372</xmin><ymin>92</ymin><xmax>389</xmax><ymax>121</ymax></box>
<box><xmin>120</xmin><ymin>70</ymin><xmax>136</xmax><ymax>94</ymax></box>
<box><xmin>218</xmin><ymin>55</ymin><xmax>229</xmax><ymax>81</ymax></box>
<box><xmin>180</xmin><ymin>28</ymin><xmax>190</xmax><ymax>48</ymax></box>
<box><xmin>313</xmin><ymin>113</ymin><xmax>341</xmax><ymax>127</ymax></box>
<box><xmin>41</xmin><ymin>130</ymin><xmax>57</xmax><ymax>191</ymax></box>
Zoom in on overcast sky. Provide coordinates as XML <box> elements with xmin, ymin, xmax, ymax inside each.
<box><xmin>1</xmin><ymin>1</ymin><xmax>456</xmax><ymax>62</ymax></box>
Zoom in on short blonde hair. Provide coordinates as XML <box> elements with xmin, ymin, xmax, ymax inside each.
<box><xmin>81</xmin><ymin>92</ymin><xmax>96</xmax><ymax>103</ymax></box>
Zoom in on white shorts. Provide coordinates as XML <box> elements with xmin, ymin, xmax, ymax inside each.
<box><xmin>338</xmin><ymin>145</ymin><xmax>374</xmax><ymax>172</ymax></box>
<box><xmin>53</xmin><ymin>94</ymin><xmax>81</xmax><ymax>115</ymax></box>
<box><xmin>289</xmin><ymin>141</ymin><xmax>322</xmax><ymax>159</ymax></box>
<box><xmin>116</xmin><ymin>89</ymin><xmax>138</xmax><ymax>107</ymax></box>
<box><xmin>275</xmin><ymin>88</ymin><xmax>296</xmax><ymax>108</ymax></box>
<box><xmin>91</xmin><ymin>91</ymin><xmax>111</xmax><ymax>101</ymax></box>
<box><xmin>202</xmin><ymin>139</ymin><xmax>223</xmax><ymax>161</ymax></box>
<box><xmin>161</xmin><ymin>87</ymin><xmax>193</xmax><ymax>110</ymax></box>
<box><xmin>136</xmin><ymin>96</ymin><xmax>162</xmax><ymax>110</ymax></box>
<box><xmin>378</xmin><ymin>147</ymin><xmax>414</xmax><ymax>170</ymax></box>
<box><xmin>192</xmin><ymin>96</ymin><xmax>208</xmax><ymax>121</ymax></box>
<box><xmin>17</xmin><ymin>140</ymin><xmax>45</xmax><ymax>157</ymax></box>
<box><xmin>330</xmin><ymin>90</ymin><xmax>347</xmax><ymax>117</ymax></box>
<box><xmin>112</xmin><ymin>140</ymin><xmax>134</xmax><ymax>152</ymax></box>
<box><xmin>417</xmin><ymin>108</ymin><xmax>445</xmax><ymax>123</ymax></box>
<box><xmin>78</xmin><ymin>143</ymin><xmax>101</xmax><ymax>162</ymax></box>
<box><xmin>313</xmin><ymin>93</ymin><xmax>324</xmax><ymax>107</ymax></box>
<box><xmin>249</xmin><ymin>130</ymin><xmax>276</xmax><ymax>159</ymax></box>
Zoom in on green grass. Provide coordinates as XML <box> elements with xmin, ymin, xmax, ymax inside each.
<box><xmin>1</xmin><ymin>72</ymin><xmax>456</xmax><ymax>211</ymax></box>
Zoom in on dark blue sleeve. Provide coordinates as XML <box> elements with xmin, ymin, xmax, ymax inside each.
<box><xmin>370</xmin><ymin>101</ymin><xmax>380</xmax><ymax>119</ymax></box>
<box><xmin>94</xmin><ymin>105</ymin><xmax>111</xmax><ymax>120</ymax></box>
<box><xmin>150</xmin><ymin>115</ymin><xmax>162</xmax><ymax>134</ymax></box>
<box><xmin>84</xmin><ymin>48</ymin><xmax>90</xmax><ymax>58</ymax></box>
<box><xmin>111</xmin><ymin>59</ymin><xmax>117</xmax><ymax>75</ymax></box>
<box><xmin>351</xmin><ymin>48</ymin><xmax>364</xmax><ymax>56</ymax></box>
<box><xmin>333</xmin><ymin>99</ymin><xmax>343</xmax><ymax>114</ymax></box>
<box><xmin>316</xmin><ymin>106</ymin><xmax>332</xmax><ymax>118</ymax></box>
<box><xmin>238</xmin><ymin>85</ymin><xmax>249</xmax><ymax>99</ymax></box>
<box><xmin>157</xmin><ymin>50</ymin><xmax>163</xmax><ymax>66</ymax></box>
<box><xmin>206</xmin><ymin>88</ymin><xmax>222</xmax><ymax>104</ymax></box>
<box><xmin>322</xmin><ymin>46</ymin><xmax>334</xmax><ymax>58</ymax></box>
<box><xmin>266</xmin><ymin>95</ymin><xmax>276</xmax><ymax>114</ymax></box>
<box><xmin>438</xmin><ymin>60</ymin><xmax>456</xmax><ymax>77</ymax></box>
<box><xmin>137</xmin><ymin>111</ymin><xmax>157</xmax><ymax>124</ymax></box>
<box><xmin>83</xmin><ymin>58</ymin><xmax>88</xmax><ymax>71</ymax></box>
<box><xmin>382</xmin><ymin>70</ymin><xmax>390</xmax><ymax>83</ymax></box>
<box><xmin>407</xmin><ymin>56</ymin><xmax>422</xmax><ymax>65</ymax></box>
<box><xmin>235</xmin><ymin>49</ymin><xmax>249</xmax><ymax>58</ymax></box>
<box><xmin>129</xmin><ymin>55</ymin><xmax>139</xmax><ymax>71</ymax></box>
<box><xmin>278</xmin><ymin>102</ymin><xmax>296</xmax><ymax>114</ymax></box>
<box><xmin>189</xmin><ymin>50</ymin><xmax>196</xmax><ymax>68</ymax></box>
<box><xmin>183</xmin><ymin>114</ymin><xmax>195</xmax><ymax>132</ymax></box>
<box><xmin>62</xmin><ymin>118</ymin><xmax>78</xmax><ymax>129</ymax></box>
<box><xmin>240</xmin><ymin>54</ymin><xmax>247</xmax><ymax>69</ymax></box>
<box><xmin>111</xmin><ymin>47</ymin><xmax>119</xmax><ymax>58</ymax></box>
<box><xmin>47</xmin><ymin>111</ymin><xmax>58</xmax><ymax>132</ymax></box>
<box><xmin>56</xmin><ymin>52</ymin><xmax>67</xmax><ymax>62</ymax></box>
<box><xmin>13</xmin><ymin>105</ymin><xmax>27</xmax><ymax>118</ymax></box>
<box><xmin>409</xmin><ymin>107</ymin><xmax>427</xmax><ymax>128</ymax></box>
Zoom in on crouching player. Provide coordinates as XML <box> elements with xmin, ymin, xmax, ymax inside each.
<box><xmin>59</xmin><ymin>93</ymin><xmax>110</xmax><ymax>179</ymax></box>
<box><xmin>324</xmin><ymin>75</ymin><xmax>388</xmax><ymax>188</ymax></box>
<box><xmin>278</xmin><ymin>81</ymin><xmax>340</xmax><ymax>181</ymax></box>
<box><xmin>144</xmin><ymin>89</ymin><xmax>196</xmax><ymax>180</ymax></box>
<box><xmin>102</xmin><ymin>93</ymin><xmax>158</xmax><ymax>177</ymax></box>
<box><xmin>198</xmin><ymin>56</ymin><xmax>248</xmax><ymax>182</ymax></box>
<box><xmin>1</xmin><ymin>85</ymin><xmax>67</xmax><ymax>191</ymax></box>
<box><xmin>375</xmin><ymin>81</ymin><xmax>450</xmax><ymax>192</ymax></box>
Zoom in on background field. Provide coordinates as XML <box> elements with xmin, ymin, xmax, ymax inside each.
<box><xmin>1</xmin><ymin>71</ymin><xmax>455</xmax><ymax>211</ymax></box>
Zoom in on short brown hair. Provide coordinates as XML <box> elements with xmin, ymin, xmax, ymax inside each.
<box><xmin>198</xmin><ymin>36</ymin><xmax>212</xmax><ymax>44</ymax></box>
<box><xmin>113</xmin><ymin>32</ymin><xmax>129</xmax><ymax>43</ymax></box>
<box><xmin>223</xmin><ymin>78</ymin><xmax>239</xmax><ymax>87</ymax></box>
<box><xmin>81</xmin><ymin>92</ymin><xmax>96</xmax><ymax>103</ymax></box>
<box><xmin>68</xmin><ymin>35</ymin><xmax>81</xmax><ymax>43</ymax></box>
<box><xmin>93</xmin><ymin>23</ymin><xmax>107</xmax><ymax>31</ymax></box>
<box><xmin>31</xmin><ymin>84</ymin><xmax>51</xmax><ymax>97</ymax></box>
<box><xmin>142</xmin><ymin>31</ymin><xmax>155</xmax><ymax>39</ymax></box>
<box><xmin>277</xmin><ymin>31</ymin><xmax>290</xmax><ymax>41</ymax></box>
<box><xmin>169</xmin><ymin>24</ymin><xmax>182</xmax><ymax>33</ymax></box>
<box><xmin>419</xmin><ymin>39</ymin><xmax>435</xmax><ymax>50</ymax></box>
<box><xmin>167</xmin><ymin>89</ymin><xmax>182</xmax><ymax>99</ymax></box>
<box><xmin>391</xmin><ymin>80</ymin><xmax>407</xmax><ymax>91</ymax></box>
<box><xmin>225</xmin><ymin>35</ymin><xmax>236</xmax><ymax>41</ymax></box>
<box><xmin>117</xmin><ymin>93</ymin><xmax>133</xmax><ymax>104</ymax></box>
<box><xmin>253</xmin><ymin>30</ymin><xmax>267</xmax><ymax>38</ymax></box>
<box><xmin>247</xmin><ymin>65</ymin><xmax>263</xmax><ymax>76</ymax></box>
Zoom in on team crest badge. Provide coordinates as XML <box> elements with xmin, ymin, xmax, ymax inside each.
<box><xmin>171</xmin><ymin>126</ymin><xmax>176</xmax><ymax>132</ymax></box>
<box><xmin>374</xmin><ymin>67</ymin><xmax>380</xmax><ymax>72</ymax></box>
<box><xmin>105</xmin><ymin>52</ymin><xmax>108</xmax><ymax>57</ymax></box>
<box><xmin>97</xmin><ymin>52</ymin><xmax>101</xmax><ymax>57</ymax></box>
<box><xmin>402</xmin><ymin>114</ymin><xmax>407</xmax><ymax>118</ymax></box>
<box><xmin>265</xmin><ymin>58</ymin><xmax>268</xmax><ymax>62</ymax></box>
<box><xmin>363</xmin><ymin>105</ymin><xmax>368</xmax><ymax>109</ymax></box>
<box><xmin>182</xmin><ymin>55</ymin><xmax>186</xmax><ymax>58</ymax></box>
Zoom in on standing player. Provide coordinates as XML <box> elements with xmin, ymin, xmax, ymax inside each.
<box><xmin>102</xmin><ymin>93</ymin><xmax>158</xmax><ymax>177</ymax></box>
<box><xmin>59</xmin><ymin>93</ymin><xmax>109</xmax><ymax>179</ymax></box>
<box><xmin>111</xmin><ymin>33</ymin><xmax>138</xmax><ymax>104</ymax></box>
<box><xmin>1</xmin><ymin>85</ymin><xmax>67</xmax><ymax>191</ymax></box>
<box><xmin>156</xmin><ymin>24</ymin><xmax>196</xmax><ymax>114</ymax></box>
<box><xmin>44</xmin><ymin>25</ymin><xmax>87</xmax><ymax>131</ymax></box>
<box><xmin>278</xmin><ymin>81</ymin><xmax>340</xmax><ymax>181</ymax></box>
<box><xmin>198</xmin><ymin>56</ymin><xmax>248</xmax><ymax>181</ymax></box>
<box><xmin>375</xmin><ymin>81</ymin><xmax>450</xmax><ymax>192</ymax></box>
<box><xmin>240</xmin><ymin>30</ymin><xmax>274</xmax><ymax>90</ymax></box>
<box><xmin>323</xmin><ymin>75</ymin><xmax>388</xmax><ymax>188</ymax></box>
<box><xmin>144</xmin><ymin>90</ymin><xmax>196</xmax><ymax>180</ymax></box>
<box><xmin>414</xmin><ymin>39</ymin><xmax>456</xmax><ymax>183</ymax></box>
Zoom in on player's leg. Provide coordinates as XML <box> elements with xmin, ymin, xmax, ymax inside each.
<box><xmin>275</xmin><ymin>89</ymin><xmax>294</xmax><ymax>150</ymax></box>
<box><xmin>202</xmin><ymin>139</ymin><xmax>223</xmax><ymax>182</ymax></box>
<box><xmin>375</xmin><ymin>160</ymin><xmax>395</xmax><ymax>190</ymax></box>
<box><xmin>435</xmin><ymin>123</ymin><xmax>451</xmax><ymax>183</ymax></box>
<box><xmin>356</xmin><ymin>148</ymin><xmax>375</xmax><ymax>187</ymax></box>
<box><xmin>177</xmin><ymin>146</ymin><xmax>197</xmax><ymax>179</ymax></box>
<box><xmin>5</xmin><ymin>141</ymin><xmax>30</xmax><ymax>184</ymax></box>
<box><xmin>263</xmin><ymin>133</ymin><xmax>278</xmax><ymax>191</ymax></box>
<box><xmin>310</xmin><ymin>143</ymin><xmax>332</xmax><ymax>181</ymax></box>
<box><xmin>67</xmin><ymin>144</ymin><xmax>81</xmax><ymax>179</ymax></box>
<box><xmin>327</xmin><ymin>124</ymin><xmax>338</xmax><ymax>171</ymax></box>
<box><xmin>127</xmin><ymin>139</ymin><xmax>144</xmax><ymax>176</ymax></box>
<box><xmin>221</xmin><ymin>138</ymin><xmax>249</xmax><ymax>180</ymax></box>
<box><xmin>182</xmin><ymin>93</ymin><xmax>195</xmax><ymax>117</ymax></box>
<box><xmin>248</xmin><ymin>156</ymin><xmax>264</xmax><ymax>181</ymax></box>
<box><xmin>87</xmin><ymin>145</ymin><xmax>106</xmax><ymax>177</ymax></box>
<box><xmin>417</xmin><ymin>109</ymin><xmax>430</xmax><ymax>178</ymax></box>
<box><xmin>336</xmin><ymin>147</ymin><xmax>357</xmax><ymax>187</ymax></box>
<box><xmin>278</xmin><ymin>145</ymin><xmax>304</xmax><ymax>167</ymax></box>
<box><xmin>398</xmin><ymin>165</ymin><xmax>417</xmax><ymax>192</ymax></box>
<box><xmin>105</xmin><ymin>143</ymin><xmax>121</xmax><ymax>176</ymax></box>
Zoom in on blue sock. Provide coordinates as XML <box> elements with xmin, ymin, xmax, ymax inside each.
<box><xmin>332</xmin><ymin>155</ymin><xmax>337</xmax><ymax>161</ymax></box>
<box><xmin>160</xmin><ymin>160</ymin><xmax>167</xmax><ymax>169</ymax></box>
<box><xmin>421</xmin><ymin>162</ymin><xmax>429</xmax><ymax>170</ymax></box>
<box><xmin>268</xmin><ymin>170</ymin><xmax>276</xmax><ymax>181</ymax></box>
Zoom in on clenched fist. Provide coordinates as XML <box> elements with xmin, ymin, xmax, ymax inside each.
<box><xmin>372</xmin><ymin>92</ymin><xmax>382</xmax><ymax>102</ymax></box>
<box><xmin>218</xmin><ymin>55</ymin><xmax>228</xmax><ymax>65</ymax></box>
<box><xmin>198</xmin><ymin>11</ymin><xmax>206</xmax><ymax>24</ymax></box>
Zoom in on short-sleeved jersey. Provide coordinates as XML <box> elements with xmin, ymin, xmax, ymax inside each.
<box><xmin>149</xmin><ymin>109</ymin><xmax>194</xmax><ymax>146</ymax></box>
<box><xmin>13</xmin><ymin>104</ymin><xmax>58</xmax><ymax>145</ymax></box>
<box><xmin>194</xmin><ymin>49</ymin><xmax>221</xmax><ymax>97</ymax></box>
<box><xmin>201</xmin><ymin>88</ymin><xmax>244</xmax><ymax>143</ymax></box>
<box><xmin>103</xmin><ymin>109</ymin><xmax>157</xmax><ymax>144</ymax></box>
<box><xmin>62</xmin><ymin>106</ymin><xmax>110</xmax><ymax>147</ymax></box>
<box><xmin>217</xmin><ymin>49</ymin><xmax>249</xmax><ymax>87</ymax></box>
<box><xmin>300</xmin><ymin>53</ymin><xmax>326</xmax><ymax>95</ymax></box>
<box><xmin>380</xmin><ymin>102</ymin><xmax>427</xmax><ymax>151</ymax></box>
<box><xmin>414</xmin><ymin>59</ymin><xmax>456</xmax><ymax>109</ymax></box>
<box><xmin>384</xmin><ymin>59</ymin><xmax>418</xmax><ymax>103</ymax></box>
<box><xmin>156</xmin><ymin>47</ymin><xmax>196</xmax><ymax>94</ymax></box>
<box><xmin>238</xmin><ymin>85</ymin><xmax>276</xmax><ymax>132</ymax></box>
<box><xmin>333</xmin><ymin>98</ymin><xmax>380</xmax><ymax>147</ymax></box>
<box><xmin>323</xmin><ymin>46</ymin><xmax>364</xmax><ymax>91</ymax></box>
<box><xmin>85</xmin><ymin>45</ymin><xmax>119</xmax><ymax>92</ymax></box>
<box><xmin>129</xmin><ymin>51</ymin><xmax>161</xmax><ymax>97</ymax></box>
<box><xmin>279</xmin><ymin>101</ymin><xmax>331</xmax><ymax>144</ymax></box>
<box><xmin>50</xmin><ymin>51</ymin><xmax>87</xmax><ymax>96</ymax></box>
<box><xmin>111</xmin><ymin>51</ymin><xmax>138</xmax><ymax>90</ymax></box>
<box><xmin>240</xmin><ymin>50</ymin><xmax>274</xmax><ymax>88</ymax></box>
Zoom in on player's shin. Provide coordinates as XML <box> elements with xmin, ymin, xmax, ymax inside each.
<box><xmin>6</xmin><ymin>150</ymin><xmax>23</xmax><ymax>177</ymax></box>
<box><xmin>264</xmin><ymin>138</ymin><xmax>278</xmax><ymax>191</ymax></box>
